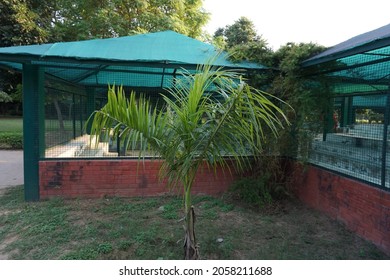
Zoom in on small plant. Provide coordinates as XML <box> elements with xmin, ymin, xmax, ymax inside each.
<box><xmin>230</xmin><ymin>175</ymin><xmax>273</xmax><ymax>207</ymax></box>
<box><xmin>160</xmin><ymin>204</ymin><xmax>180</xmax><ymax>220</ymax></box>
<box><xmin>97</xmin><ymin>243</ymin><xmax>113</xmax><ymax>254</ymax></box>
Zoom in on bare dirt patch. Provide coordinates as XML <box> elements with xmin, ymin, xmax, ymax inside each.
<box><xmin>0</xmin><ymin>235</ymin><xmax>19</xmax><ymax>260</ymax></box>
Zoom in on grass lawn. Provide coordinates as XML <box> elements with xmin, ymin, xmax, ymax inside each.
<box><xmin>0</xmin><ymin>117</ymin><xmax>83</xmax><ymax>133</ymax></box>
<box><xmin>0</xmin><ymin>118</ymin><xmax>23</xmax><ymax>149</ymax></box>
<box><xmin>0</xmin><ymin>117</ymin><xmax>23</xmax><ymax>133</ymax></box>
<box><xmin>0</xmin><ymin>186</ymin><xmax>388</xmax><ymax>260</ymax></box>
<box><xmin>0</xmin><ymin>117</ymin><xmax>85</xmax><ymax>149</ymax></box>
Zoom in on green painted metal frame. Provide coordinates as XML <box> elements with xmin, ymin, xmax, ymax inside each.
<box><xmin>22</xmin><ymin>64</ymin><xmax>45</xmax><ymax>201</ymax></box>
<box><xmin>381</xmin><ymin>92</ymin><xmax>390</xmax><ymax>188</ymax></box>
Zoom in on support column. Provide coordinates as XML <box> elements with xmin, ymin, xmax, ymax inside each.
<box><xmin>347</xmin><ymin>96</ymin><xmax>354</xmax><ymax>126</ymax></box>
<box><xmin>323</xmin><ymin>97</ymin><xmax>334</xmax><ymax>141</ymax></box>
<box><xmin>85</xmin><ymin>87</ymin><xmax>96</xmax><ymax>134</ymax></box>
<box><xmin>22</xmin><ymin>64</ymin><xmax>45</xmax><ymax>201</ymax></box>
<box><xmin>381</xmin><ymin>92</ymin><xmax>390</xmax><ymax>188</ymax></box>
<box><xmin>342</xmin><ymin>97</ymin><xmax>349</xmax><ymax>128</ymax></box>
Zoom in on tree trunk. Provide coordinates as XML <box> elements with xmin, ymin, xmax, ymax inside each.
<box><xmin>183</xmin><ymin>205</ymin><xmax>199</xmax><ymax>260</ymax></box>
<box><xmin>183</xmin><ymin>170</ymin><xmax>199</xmax><ymax>260</ymax></box>
<box><xmin>53</xmin><ymin>98</ymin><xmax>65</xmax><ymax>131</ymax></box>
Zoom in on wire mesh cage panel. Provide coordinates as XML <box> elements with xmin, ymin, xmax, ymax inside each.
<box><xmin>43</xmin><ymin>77</ymin><xmax>164</xmax><ymax>159</ymax></box>
<box><xmin>44</xmin><ymin>82</ymin><xmax>88</xmax><ymax>158</ymax></box>
<box><xmin>309</xmin><ymin>94</ymin><xmax>389</xmax><ymax>187</ymax></box>
<box><xmin>302</xmin><ymin>40</ymin><xmax>390</xmax><ymax>190</ymax></box>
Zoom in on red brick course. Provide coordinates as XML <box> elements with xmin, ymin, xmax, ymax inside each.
<box><xmin>289</xmin><ymin>162</ymin><xmax>390</xmax><ymax>254</ymax></box>
<box><xmin>39</xmin><ymin>159</ymin><xmax>238</xmax><ymax>199</ymax></box>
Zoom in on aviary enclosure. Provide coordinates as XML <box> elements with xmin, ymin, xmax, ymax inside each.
<box><xmin>0</xmin><ymin>28</ymin><xmax>389</xmax><ymax>254</ymax></box>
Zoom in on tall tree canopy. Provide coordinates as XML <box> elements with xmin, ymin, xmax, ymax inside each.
<box><xmin>214</xmin><ymin>16</ymin><xmax>263</xmax><ymax>48</ymax></box>
<box><xmin>0</xmin><ymin>0</ymin><xmax>209</xmax><ymax>45</ymax></box>
<box><xmin>0</xmin><ymin>0</ymin><xmax>53</xmax><ymax>46</ymax></box>
<box><xmin>213</xmin><ymin>17</ymin><xmax>273</xmax><ymax>67</ymax></box>
<box><xmin>50</xmin><ymin>0</ymin><xmax>209</xmax><ymax>41</ymax></box>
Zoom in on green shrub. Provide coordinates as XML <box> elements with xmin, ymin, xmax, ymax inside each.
<box><xmin>229</xmin><ymin>175</ymin><xmax>273</xmax><ymax>207</ymax></box>
<box><xmin>0</xmin><ymin>132</ymin><xmax>23</xmax><ymax>149</ymax></box>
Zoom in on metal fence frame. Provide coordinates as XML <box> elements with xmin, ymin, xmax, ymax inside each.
<box><xmin>308</xmin><ymin>91</ymin><xmax>390</xmax><ymax>190</ymax></box>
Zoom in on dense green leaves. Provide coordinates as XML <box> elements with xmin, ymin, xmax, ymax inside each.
<box><xmin>0</xmin><ymin>91</ymin><xmax>12</xmax><ymax>103</ymax></box>
<box><xmin>215</xmin><ymin>17</ymin><xmax>262</xmax><ymax>49</ymax></box>
<box><xmin>49</xmin><ymin>0</ymin><xmax>209</xmax><ymax>41</ymax></box>
<box><xmin>0</xmin><ymin>0</ymin><xmax>209</xmax><ymax>44</ymax></box>
<box><xmin>0</xmin><ymin>0</ymin><xmax>50</xmax><ymax>46</ymax></box>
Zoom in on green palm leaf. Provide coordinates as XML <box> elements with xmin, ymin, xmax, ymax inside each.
<box><xmin>89</xmin><ymin>61</ymin><xmax>289</xmax><ymax>259</ymax></box>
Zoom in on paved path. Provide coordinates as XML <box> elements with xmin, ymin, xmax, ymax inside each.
<box><xmin>0</xmin><ymin>150</ymin><xmax>24</xmax><ymax>189</ymax></box>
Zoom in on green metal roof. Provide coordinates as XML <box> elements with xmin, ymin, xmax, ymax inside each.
<box><xmin>0</xmin><ymin>31</ymin><xmax>266</xmax><ymax>89</ymax></box>
<box><xmin>303</xmin><ymin>23</ymin><xmax>390</xmax><ymax>67</ymax></box>
<box><xmin>302</xmin><ymin>23</ymin><xmax>390</xmax><ymax>97</ymax></box>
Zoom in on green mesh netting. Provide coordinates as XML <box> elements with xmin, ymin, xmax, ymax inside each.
<box><xmin>304</xmin><ymin>34</ymin><xmax>390</xmax><ymax>189</ymax></box>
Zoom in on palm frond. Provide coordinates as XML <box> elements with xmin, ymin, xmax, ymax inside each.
<box><xmin>89</xmin><ymin>85</ymin><xmax>169</xmax><ymax>157</ymax></box>
<box><xmin>89</xmin><ymin>62</ymin><xmax>290</xmax><ymax>192</ymax></box>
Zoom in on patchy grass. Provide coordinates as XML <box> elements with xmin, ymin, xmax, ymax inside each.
<box><xmin>0</xmin><ymin>186</ymin><xmax>388</xmax><ymax>260</ymax></box>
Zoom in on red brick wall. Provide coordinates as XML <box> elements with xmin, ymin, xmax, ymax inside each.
<box><xmin>39</xmin><ymin>159</ymin><xmax>238</xmax><ymax>199</ymax></box>
<box><xmin>289</xmin><ymin>163</ymin><xmax>390</xmax><ymax>254</ymax></box>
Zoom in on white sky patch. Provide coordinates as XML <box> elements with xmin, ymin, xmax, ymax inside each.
<box><xmin>202</xmin><ymin>0</ymin><xmax>390</xmax><ymax>50</ymax></box>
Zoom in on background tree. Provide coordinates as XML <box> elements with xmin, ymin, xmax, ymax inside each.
<box><xmin>0</xmin><ymin>0</ymin><xmax>54</xmax><ymax>46</ymax></box>
<box><xmin>90</xmin><ymin>63</ymin><xmax>287</xmax><ymax>259</ymax></box>
<box><xmin>212</xmin><ymin>17</ymin><xmax>273</xmax><ymax>92</ymax></box>
<box><xmin>50</xmin><ymin>0</ymin><xmax>209</xmax><ymax>41</ymax></box>
<box><xmin>214</xmin><ymin>16</ymin><xmax>261</xmax><ymax>49</ymax></box>
<box><xmin>0</xmin><ymin>91</ymin><xmax>12</xmax><ymax>115</ymax></box>
<box><xmin>213</xmin><ymin>17</ymin><xmax>272</xmax><ymax>64</ymax></box>
<box><xmin>10</xmin><ymin>84</ymin><xmax>23</xmax><ymax>115</ymax></box>
<box><xmin>268</xmin><ymin>42</ymin><xmax>328</xmax><ymax>158</ymax></box>
<box><xmin>0</xmin><ymin>0</ymin><xmax>56</xmax><ymax>115</ymax></box>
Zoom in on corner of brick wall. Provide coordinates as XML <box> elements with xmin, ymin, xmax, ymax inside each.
<box><xmin>288</xmin><ymin>161</ymin><xmax>390</xmax><ymax>255</ymax></box>
<box><xmin>39</xmin><ymin>159</ymin><xmax>239</xmax><ymax>199</ymax></box>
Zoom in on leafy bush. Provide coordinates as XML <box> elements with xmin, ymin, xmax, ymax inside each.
<box><xmin>0</xmin><ymin>91</ymin><xmax>13</xmax><ymax>103</ymax></box>
<box><xmin>229</xmin><ymin>175</ymin><xmax>273</xmax><ymax>208</ymax></box>
<box><xmin>0</xmin><ymin>132</ymin><xmax>23</xmax><ymax>149</ymax></box>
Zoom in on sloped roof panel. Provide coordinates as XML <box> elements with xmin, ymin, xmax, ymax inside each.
<box><xmin>303</xmin><ymin>23</ymin><xmax>390</xmax><ymax>67</ymax></box>
<box><xmin>0</xmin><ymin>31</ymin><xmax>265</xmax><ymax>69</ymax></box>
<box><xmin>0</xmin><ymin>31</ymin><xmax>265</xmax><ymax>88</ymax></box>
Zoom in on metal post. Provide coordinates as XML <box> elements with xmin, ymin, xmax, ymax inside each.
<box><xmin>79</xmin><ymin>95</ymin><xmax>83</xmax><ymax>136</ymax></box>
<box><xmin>342</xmin><ymin>97</ymin><xmax>349</xmax><ymax>128</ymax></box>
<box><xmin>323</xmin><ymin>98</ymin><xmax>334</xmax><ymax>141</ymax></box>
<box><xmin>72</xmin><ymin>92</ymin><xmax>76</xmax><ymax>139</ymax></box>
<box><xmin>86</xmin><ymin>87</ymin><xmax>96</xmax><ymax>134</ymax></box>
<box><xmin>381</xmin><ymin>92</ymin><xmax>390</xmax><ymax>188</ymax></box>
<box><xmin>22</xmin><ymin>64</ymin><xmax>45</xmax><ymax>201</ymax></box>
<box><xmin>347</xmin><ymin>96</ymin><xmax>354</xmax><ymax>126</ymax></box>
<box><xmin>117</xmin><ymin>134</ymin><xmax>121</xmax><ymax>156</ymax></box>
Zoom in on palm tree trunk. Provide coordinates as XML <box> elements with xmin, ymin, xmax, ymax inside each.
<box><xmin>183</xmin><ymin>176</ymin><xmax>199</xmax><ymax>260</ymax></box>
<box><xmin>184</xmin><ymin>205</ymin><xmax>199</xmax><ymax>260</ymax></box>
